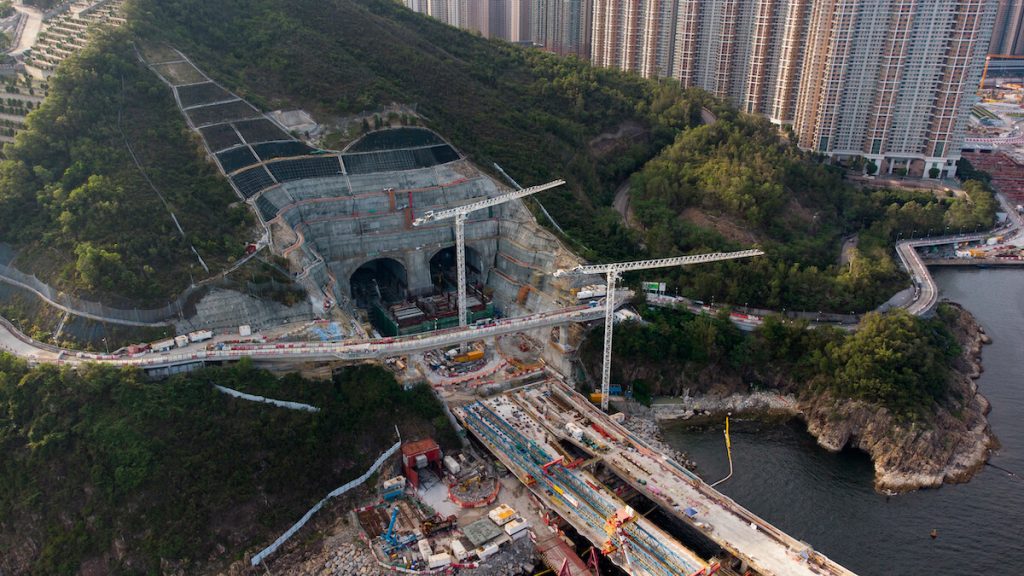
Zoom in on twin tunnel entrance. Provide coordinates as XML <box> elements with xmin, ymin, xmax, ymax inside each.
<box><xmin>350</xmin><ymin>246</ymin><xmax>485</xmax><ymax>309</ymax></box>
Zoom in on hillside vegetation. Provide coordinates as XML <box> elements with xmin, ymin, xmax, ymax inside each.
<box><xmin>628</xmin><ymin>111</ymin><xmax>997</xmax><ymax>312</ymax></box>
<box><xmin>130</xmin><ymin>0</ymin><xmax>996</xmax><ymax>312</ymax></box>
<box><xmin>0</xmin><ymin>358</ymin><xmax>455</xmax><ymax>573</ymax></box>
<box><xmin>129</xmin><ymin>0</ymin><xmax>715</xmax><ymax>260</ymax></box>
<box><xmin>586</xmin><ymin>304</ymin><xmax>960</xmax><ymax>420</ymax></box>
<box><xmin>0</xmin><ymin>31</ymin><xmax>252</xmax><ymax>305</ymax></box>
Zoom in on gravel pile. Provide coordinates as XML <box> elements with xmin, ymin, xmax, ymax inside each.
<box><xmin>311</xmin><ymin>534</ymin><xmax>538</xmax><ymax>575</ymax></box>
<box><xmin>620</xmin><ymin>409</ymin><xmax>698</xmax><ymax>471</ymax></box>
<box><xmin>315</xmin><ymin>541</ymin><xmax>378</xmax><ymax>575</ymax></box>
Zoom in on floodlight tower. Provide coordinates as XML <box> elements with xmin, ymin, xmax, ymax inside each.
<box><xmin>412</xmin><ymin>179</ymin><xmax>565</xmax><ymax>330</ymax></box>
<box><xmin>554</xmin><ymin>250</ymin><xmax>764</xmax><ymax>411</ymax></box>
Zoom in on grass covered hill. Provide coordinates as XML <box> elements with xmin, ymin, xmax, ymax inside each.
<box><xmin>129</xmin><ymin>0</ymin><xmax>714</xmax><ymax>259</ymax></box>
<box><xmin>0</xmin><ymin>358</ymin><xmax>456</xmax><ymax>574</ymax></box>
<box><xmin>0</xmin><ymin>31</ymin><xmax>253</xmax><ymax>305</ymax></box>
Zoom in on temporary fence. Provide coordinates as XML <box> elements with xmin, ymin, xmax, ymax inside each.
<box><xmin>212</xmin><ymin>384</ymin><xmax>320</xmax><ymax>412</ymax></box>
<box><xmin>251</xmin><ymin>439</ymin><xmax>402</xmax><ymax>566</ymax></box>
<box><xmin>0</xmin><ymin>261</ymin><xmax>191</xmax><ymax>326</ymax></box>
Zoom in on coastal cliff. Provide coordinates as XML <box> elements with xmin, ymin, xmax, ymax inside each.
<box><xmin>642</xmin><ymin>304</ymin><xmax>997</xmax><ymax>493</ymax></box>
<box><xmin>800</xmin><ymin>303</ymin><xmax>997</xmax><ymax>492</ymax></box>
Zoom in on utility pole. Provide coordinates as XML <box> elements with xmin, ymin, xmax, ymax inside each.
<box><xmin>554</xmin><ymin>250</ymin><xmax>763</xmax><ymax>411</ymax></box>
<box><xmin>412</xmin><ymin>179</ymin><xmax>565</xmax><ymax>333</ymax></box>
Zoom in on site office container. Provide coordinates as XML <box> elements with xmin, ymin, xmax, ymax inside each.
<box><xmin>488</xmin><ymin>504</ymin><xmax>516</xmax><ymax>526</ymax></box>
<box><xmin>503</xmin><ymin>517</ymin><xmax>530</xmax><ymax>539</ymax></box>
<box><xmin>418</xmin><ymin>538</ymin><xmax>433</xmax><ymax>562</ymax></box>
<box><xmin>152</xmin><ymin>339</ymin><xmax>176</xmax><ymax>352</ymax></box>
<box><xmin>428</xmin><ymin>552</ymin><xmax>452</xmax><ymax>569</ymax></box>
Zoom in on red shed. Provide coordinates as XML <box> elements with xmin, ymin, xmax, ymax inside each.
<box><xmin>402</xmin><ymin>439</ymin><xmax>442</xmax><ymax>489</ymax></box>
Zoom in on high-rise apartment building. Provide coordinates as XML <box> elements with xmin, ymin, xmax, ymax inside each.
<box><xmin>535</xmin><ymin>0</ymin><xmax>593</xmax><ymax>56</ymax></box>
<box><xmin>991</xmin><ymin>0</ymin><xmax>1024</xmax><ymax>54</ymax></box>
<box><xmin>589</xmin><ymin>0</ymin><xmax>994</xmax><ymax>178</ymax></box>
<box><xmin>404</xmin><ymin>0</ymin><xmax>527</xmax><ymax>41</ymax></box>
<box><xmin>403</xmin><ymin>0</ymin><xmax>995</xmax><ymax>178</ymax></box>
<box><xmin>592</xmin><ymin>0</ymin><xmax>678</xmax><ymax>77</ymax></box>
<box><xmin>402</xmin><ymin>0</ymin><xmax>463</xmax><ymax>28</ymax></box>
<box><xmin>793</xmin><ymin>1</ymin><xmax>994</xmax><ymax>177</ymax></box>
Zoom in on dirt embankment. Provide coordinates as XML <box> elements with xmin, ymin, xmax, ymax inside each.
<box><xmin>641</xmin><ymin>304</ymin><xmax>998</xmax><ymax>493</ymax></box>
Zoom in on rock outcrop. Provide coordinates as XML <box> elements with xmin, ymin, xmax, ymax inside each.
<box><xmin>648</xmin><ymin>304</ymin><xmax>997</xmax><ymax>493</ymax></box>
<box><xmin>799</xmin><ymin>303</ymin><xmax>997</xmax><ymax>492</ymax></box>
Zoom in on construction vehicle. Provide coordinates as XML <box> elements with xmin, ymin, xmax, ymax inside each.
<box><xmin>420</xmin><ymin>513</ymin><xmax>457</xmax><ymax>536</ymax></box>
<box><xmin>382</xmin><ymin>506</ymin><xmax>417</xmax><ymax>552</ymax></box>
<box><xmin>453</xmin><ymin>349</ymin><xmax>484</xmax><ymax>363</ymax></box>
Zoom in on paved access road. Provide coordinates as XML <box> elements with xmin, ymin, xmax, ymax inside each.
<box><xmin>0</xmin><ymin>298</ymin><xmax>617</xmax><ymax>370</ymax></box>
<box><xmin>896</xmin><ymin>192</ymin><xmax>1022</xmax><ymax>316</ymax></box>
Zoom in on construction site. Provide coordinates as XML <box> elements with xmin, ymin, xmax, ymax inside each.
<box><xmin>0</xmin><ymin>45</ymin><xmax>862</xmax><ymax>576</ymax></box>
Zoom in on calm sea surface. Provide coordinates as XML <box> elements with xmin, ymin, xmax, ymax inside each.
<box><xmin>662</xmin><ymin>268</ymin><xmax>1024</xmax><ymax>575</ymax></box>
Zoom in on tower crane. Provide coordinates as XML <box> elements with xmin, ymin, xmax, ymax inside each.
<box><xmin>412</xmin><ymin>179</ymin><xmax>565</xmax><ymax>332</ymax></box>
<box><xmin>554</xmin><ymin>250</ymin><xmax>763</xmax><ymax>411</ymax></box>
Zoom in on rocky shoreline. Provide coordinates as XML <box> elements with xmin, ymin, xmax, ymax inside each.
<box><xmin>639</xmin><ymin>304</ymin><xmax>998</xmax><ymax>494</ymax></box>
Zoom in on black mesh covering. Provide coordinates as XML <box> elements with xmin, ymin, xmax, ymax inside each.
<box><xmin>265</xmin><ymin>157</ymin><xmax>343</xmax><ymax>182</ymax></box>
<box><xmin>346</xmin><ymin>127</ymin><xmax>444</xmax><ymax>152</ymax></box>
<box><xmin>200</xmin><ymin>124</ymin><xmax>243</xmax><ymax>152</ymax></box>
<box><xmin>231</xmin><ymin>166</ymin><xmax>276</xmax><ymax>198</ymax></box>
<box><xmin>255</xmin><ymin>195</ymin><xmax>280</xmax><ymax>221</ymax></box>
<box><xmin>216</xmin><ymin>147</ymin><xmax>259</xmax><ymax>173</ymax></box>
<box><xmin>186</xmin><ymin>100</ymin><xmax>260</xmax><ymax>126</ymax></box>
<box><xmin>234</xmin><ymin>119</ymin><xmax>290</xmax><ymax>144</ymax></box>
<box><xmin>342</xmin><ymin>144</ymin><xmax>458</xmax><ymax>174</ymax></box>
<box><xmin>177</xmin><ymin>82</ymin><xmax>233</xmax><ymax>108</ymax></box>
<box><xmin>252</xmin><ymin>141</ymin><xmax>315</xmax><ymax>161</ymax></box>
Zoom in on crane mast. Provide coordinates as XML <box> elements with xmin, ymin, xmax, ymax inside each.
<box><xmin>412</xmin><ymin>179</ymin><xmax>565</xmax><ymax>332</ymax></box>
<box><xmin>555</xmin><ymin>250</ymin><xmax>764</xmax><ymax>411</ymax></box>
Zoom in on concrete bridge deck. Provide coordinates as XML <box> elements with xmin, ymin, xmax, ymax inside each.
<box><xmin>458</xmin><ymin>379</ymin><xmax>860</xmax><ymax>576</ymax></box>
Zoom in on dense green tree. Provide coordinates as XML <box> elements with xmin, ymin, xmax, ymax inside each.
<box><xmin>0</xmin><ymin>358</ymin><xmax>454</xmax><ymax>572</ymax></box>
<box><xmin>828</xmin><ymin>311</ymin><xmax>958</xmax><ymax>418</ymax></box>
<box><xmin>588</xmin><ymin>305</ymin><xmax>961</xmax><ymax>420</ymax></box>
<box><xmin>0</xmin><ymin>31</ymin><xmax>252</xmax><ymax>304</ymax></box>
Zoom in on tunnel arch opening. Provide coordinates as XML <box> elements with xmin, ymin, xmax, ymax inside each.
<box><xmin>429</xmin><ymin>245</ymin><xmax>485</xmax><ymax>293</ymax></box>
<box><xmin>350</xmin><ymin>257</ymin><xmax>408</xmax><ymax>309</ymax></box>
